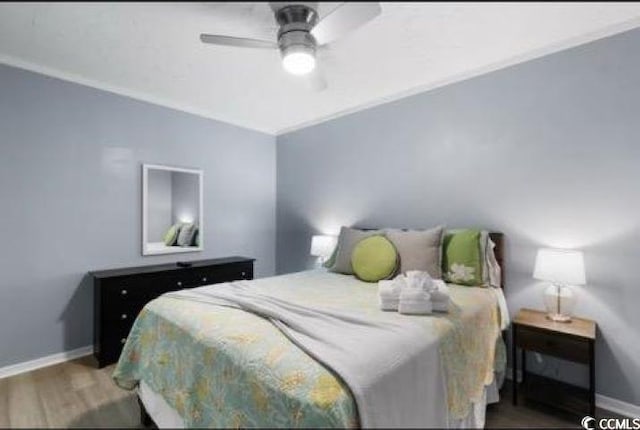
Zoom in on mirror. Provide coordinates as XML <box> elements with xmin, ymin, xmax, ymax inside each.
<box><xmin>142</xmin><ymin>164</ymin><xmax>203</xmax><ymax>255</ymax></box>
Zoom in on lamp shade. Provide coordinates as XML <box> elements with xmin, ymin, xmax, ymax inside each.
<box><xmin>310</xmin><ymin>235</ymin><xmax>337</xmax><ymax>258</ymax></box>
<box><xmin>533</xmin><ymin>248</ymin><xmax>586</xmax><ymax>286</ymax></box>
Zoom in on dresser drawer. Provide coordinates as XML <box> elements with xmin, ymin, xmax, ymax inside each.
<box><xmin>516</xmin><ymin>326</ymin><xmax>590</xmax><ymax>364</ymax></box>
<box><xmin>195</xmin><ymin>263</ymin><xmax>253</xmax><ymax>285</ymax></box>
<box><xmin>101</xmin><ymin>276</ymin><xmax>151</xmax><ymax>303</ymax></box>
<box><xmin>101</xmin><ymin>301</ymin><xmax>146</xmax><ymax>326</ymax></box>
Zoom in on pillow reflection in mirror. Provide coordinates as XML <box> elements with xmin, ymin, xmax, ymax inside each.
<box><xmin>177</xmin><ymin>223</ymin><xmax>197</xmax><ymax>247</ymax></box>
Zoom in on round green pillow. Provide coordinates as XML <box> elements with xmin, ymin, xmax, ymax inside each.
<box><xmin>351</xmin><ymin>235</ymin><xmax>398</xmax><ymax>282</ymax></box>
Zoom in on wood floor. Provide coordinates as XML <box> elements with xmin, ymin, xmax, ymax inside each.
<box><xmin>0</xmin><ymin>355</ymin><xmax>622</xmax><ymax>428</ymax></box>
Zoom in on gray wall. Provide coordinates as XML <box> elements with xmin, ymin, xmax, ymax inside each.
<box><xmin>0</xmin><ymin>63</ymin><xmax>276</xmax><ymax>367</ymax></box>
<box><xmin>277</xmin><ymin>28</ymin><xmax>640</xmax><ymax>406</ymax></box>
<box><xmin>147</xmin><ymin>169</ymin><xmax>173</xmax><ymax>242</ymax></box>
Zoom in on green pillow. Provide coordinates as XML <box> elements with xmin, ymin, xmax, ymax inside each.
<box><xmin>163</xmin><ymin>224</ymin><xmax>180</xmax><ymax>246</ymax></box>
<box><xmin>351</xmin><ymin>236</ymin><xmax>398</xmax><ymax>282</ymax></box>
<box><xmin>442</xmin><ymin>229</ymin><xmax>483</xmax><ymax>286</ymax></box>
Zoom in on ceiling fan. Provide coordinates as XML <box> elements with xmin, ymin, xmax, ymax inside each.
<box><xmin>200</xmin><ymin>2</ymin><xmax>381</xmax><ymax>89</ymax></box>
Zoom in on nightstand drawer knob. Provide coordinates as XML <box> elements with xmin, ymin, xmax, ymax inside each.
<box><xmin>241</xmin><ymin>271</ymin><xmax>246</xmax><ymax>277</ymax></box>
<box><xmin>121</xmin><ymin>289</ymin><xmax>127</xmax><ymax>295</ymax></box>
<box><xmin>121</xmin><ymin>314</ymin><xmax>128</xmax><ymax>320</ymax></box>
<box><xmin>202</xmin><ymin>277</ymin><xmax>207</xmax><ymax>282</ymax></box>
<box><xmin>120</xmin><ymin>338</ymin><xmax>126</xmax><ymax>344</ymax></box>
<box><xmin>177</xmin><ymin>281</ymin><xmax>182</xmax><ymax>287</ymax></box>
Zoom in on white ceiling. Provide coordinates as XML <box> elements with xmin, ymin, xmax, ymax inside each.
<box><xmin>1</xmin><ymin>2</ymin><xmax>640</xmax><ymax>134</ymax></box>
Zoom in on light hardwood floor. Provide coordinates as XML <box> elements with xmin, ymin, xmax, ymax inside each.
<box><xmin>0</xmin><ymin>355</ymin><xmax>621</xmax><ymax>428</ymax></box>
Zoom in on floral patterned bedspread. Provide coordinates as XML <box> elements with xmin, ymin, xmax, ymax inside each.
<box><xmin>113</xmin><ymin>270</ymin><xmax>505</xmax><ymax>428</ymax></box>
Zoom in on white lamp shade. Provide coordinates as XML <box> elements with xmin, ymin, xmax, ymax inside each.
<box><xmin>533</xmin><ymin>248</ymin><xmax>586</xmax><ymax>286</ymax></box>
<box><xmin>310</xmin><ymin>235</ymin><xmax>337</xmax><ymax>258</ymax></box>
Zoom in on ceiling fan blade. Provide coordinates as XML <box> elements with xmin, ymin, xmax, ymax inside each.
<box><xmin>306</xmin><ymin>68</ymin><xmax>328</xmax><ymax>92</ymax></box>
<box><xmin>311</xmin><ymin>2</ymin><xmax>381</xmax><ymax>46</ymax></box>
<box><xmin>200</xmin><ymin>34</ymin><xmax>277</xmax><ymax>49</ymax></box>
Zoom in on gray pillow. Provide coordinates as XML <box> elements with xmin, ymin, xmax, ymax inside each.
<box><xmin>385</xmin><ymin>226</ymin><xmax>444</xmax><ymax>278</ymax></box>
<box><xmin>177</xmin><ymin>223</ymin><xmax>197</xmax><ymax>247</ymax></box>
<box><xmin>329</xmin><ymin>227</ymin><xmax>382</xmax><ymax>274</ymax></box>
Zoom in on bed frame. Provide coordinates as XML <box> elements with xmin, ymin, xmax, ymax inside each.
<box><xmin>138</xmin><ymin>231</ymin><xmax>505</xmax><ymax>427</ymax></box>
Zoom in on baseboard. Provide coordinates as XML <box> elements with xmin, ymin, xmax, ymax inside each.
<box><xmin>506</xmin><ymin>367</ymin><xmax>640</xmax><ymax>418</ymax></box>
<box><xmin>0</xmin><ymin>345</ymin><xmax>93</xmax><ymax>379</ymax></box>
<box><xmin>596</xmin><ymin>394</ymin><xmax>640</xmax><ymax>418</ymax></box>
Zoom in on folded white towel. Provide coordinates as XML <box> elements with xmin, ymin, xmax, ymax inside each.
<box><xmin>405</xmin><ymin>270</ymin><xmax>434</xmax><ymax>292</ymax></box>
<box><xmin>378</xmin><ymin>277</ymin><xmax>405</xmax><ymax>311</ymax></box>
<box><xmin>399</xmin><ymin>287</ymin><xmax>432</xmax><ymax>315</ymax></box>
<box><xmin>429</xmin><ymin>280</ymin><xmax>450</xmax><ymax>313</ymax></box>
<box><xmin>431</xmin><ymin>300</ymin><xmax>449</xmax><ymax>313</ymax></box>
<box><xmin>429</xmin><ymin>280</ymin><xmax>449</xmax><ymax>301</ymax></box>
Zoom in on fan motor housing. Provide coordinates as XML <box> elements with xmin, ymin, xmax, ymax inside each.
<box><xmin>275</xmin><ymin>5</ymin><xmax>318</xmax><ymax>55</ymax></box>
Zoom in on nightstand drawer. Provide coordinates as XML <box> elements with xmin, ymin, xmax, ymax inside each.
<box><xmin>516</xmin><ymin>326</ymin><xmax>590</xmax><ymax>363</ymax></box>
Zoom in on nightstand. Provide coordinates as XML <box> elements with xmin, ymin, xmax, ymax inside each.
<box><xmin>512</xmin><ymin>308</ymin><xmax>596</xmax><ymax>416</ymax></box>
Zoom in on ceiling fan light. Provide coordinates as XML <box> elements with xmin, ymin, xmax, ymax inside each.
<box><xmin>282</xmin><ymin>48</ymin><xmax>316</xmax><ymax>75</ymax></box>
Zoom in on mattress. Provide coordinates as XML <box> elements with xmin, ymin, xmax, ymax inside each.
<box><xmin>113</xmin><ymin>269</ymin><xmax>507</xmax><ymax>428</ymax></box>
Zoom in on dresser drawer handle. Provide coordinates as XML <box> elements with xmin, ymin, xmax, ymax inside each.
<box><xmin>202</xmin><ymin>277</ymin><xmax>207</xmax><ymax>282</ymax></box>
<box><xmin>120</xmin><ymin>338</ymin><xmax>126</xmax><ymax>344</ymax></box>
<box><xmin>121</xmin><ymin>289</ymin><xmax>127</xmax><ymax>295</ymax></box>
<box><xmin>241</xmin><ymin>271</ymin><xmax>246</xmax><ymax>277</ymax></box>
<box><xmin>121</xmin><ymin>314</ymin><xmax>128</xmax><ymax>320</ymax></box>
<box><xmin>177</xmin><ymin>281</ymin><xmax>182</xmax><ymax>287</ymax></box>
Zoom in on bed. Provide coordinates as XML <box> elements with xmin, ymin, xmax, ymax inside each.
<box><xmin>113</xmin><ymin>233</ymin><xmax>508</xmax><ymax>428</ymax></box>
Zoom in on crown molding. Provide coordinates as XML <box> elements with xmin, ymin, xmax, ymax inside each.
<box><xmin>0</xmin><ymin>53</ymin><xmax>274</xmax><ymax>135</ymax></box>
<box><xmin>275</xmin><ymin>17</ymin><xmax>640</xmax><ymax>135</ymax></box>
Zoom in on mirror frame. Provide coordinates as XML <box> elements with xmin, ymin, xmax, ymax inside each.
<box><xmin>142</xmin><ymin>163</ymin><xmax>204</xmax><ymax>256</ymax></box>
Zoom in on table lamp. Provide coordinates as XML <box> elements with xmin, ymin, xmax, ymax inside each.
<box><xmin>310</xmin><ymin>235</ymin><xmax>337</xmax><ymax>263</ymax></box>
<box><xmin>533</xmin><ymin>248</ymin><xmax>586</xmax><ymax>322</ymax></box>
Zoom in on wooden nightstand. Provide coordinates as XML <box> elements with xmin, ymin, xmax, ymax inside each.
<box><xmin>512</xmin><ymin>308</ymin><xmax>596</xmax><ymax>416</ymax></box>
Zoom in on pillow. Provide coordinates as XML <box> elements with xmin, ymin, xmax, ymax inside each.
<box><xmin>385</xmin><ymin>226</ymin><xmax>444</xmax><ymax>278</ymax></box>
<box><xmin>322</xmin><ymin>245</ymin><xmax>338</xmax><ymax>268</ymax></box>
<box><xmin>177</xmin><ymin>223</ymin><xmax>197</xmax><ymax>247</ymax></box>
<box><xmin>192</xmin><ymin>228</ymin><xmax>200</xmax><ymax>247</ymax></box>
<box><xmin>351</xmin><ymin>236</ymin><xmax>398</xmax><ymax>282</ymax></box>
<box><xmin>442</xmin><ymin>229</ymin><xmax>483</xmax><ymax>286</ymax></box>
<box><xmin>163</xmin><ymin>224</ymin><xmax>181</xmax><ymax>246</ymax></box>
<box><xmin>487</xmin><ymin>238</ymin><xmax>502</xmax><ymax>288</ymax></box>
<box><xmin>328</xmin><ymin>227</ymin><xmax>382</xmax><ymax>274</ymax></box>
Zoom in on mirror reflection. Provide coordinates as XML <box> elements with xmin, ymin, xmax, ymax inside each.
<box><xmin>143</xmin><ymin>164</ymin><xmax>203</xmax><ymax>255</ymax></box>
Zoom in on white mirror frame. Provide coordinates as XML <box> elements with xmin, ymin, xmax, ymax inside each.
<box><xmin>142</xmin><ymin>164</ymin><xmax>204</xmax><ymax>256</ymax></box>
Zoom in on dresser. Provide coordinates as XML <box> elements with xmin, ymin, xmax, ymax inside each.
<box><xmin>91</xmin><ymin>256</ymin><xmax>255</xmax><ymax>368</ymax></box>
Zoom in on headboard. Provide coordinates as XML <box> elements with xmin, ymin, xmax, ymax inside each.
<box><xmin>357</xmin><ymin>228</ymin><xmax>505</xmax><ymax>290</ymax></box>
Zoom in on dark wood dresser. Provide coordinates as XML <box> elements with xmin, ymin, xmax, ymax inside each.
<box><xmin>90</xmin><ymin>256</ymin><xmax>255</xmax><ymax>368</ymax></box>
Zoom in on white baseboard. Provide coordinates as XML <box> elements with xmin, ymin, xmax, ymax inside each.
<box><xmin>596</xmin><ymin>394</ymin><xmax>640</xmax><ymax>418</ymax></box>
<box><xmin>505</xmin><ymin>367</ymin><xmax>640</xmax><ymax>418</ymax></box>
<box><xmin>0</xmin><ymin>345</ymin><xmax>93</xmax><ymax>379</ymax></box>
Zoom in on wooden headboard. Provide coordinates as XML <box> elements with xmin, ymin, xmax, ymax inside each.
<box><xmin>358</xmin><ymin>228</ymin><xmax>505</xmax><ymax>290</ymax></box>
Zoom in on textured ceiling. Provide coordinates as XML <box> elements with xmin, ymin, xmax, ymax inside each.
<box><xmin>1</xmin><ymin>2</ymin><xmax>640</xmax><ymax>134</ymax></box>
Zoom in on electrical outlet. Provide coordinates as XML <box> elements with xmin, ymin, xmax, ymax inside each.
<box><xmin>535</xmin><ymin>352</ymin><xmax>543</xmax><ymax>364</ymax></box>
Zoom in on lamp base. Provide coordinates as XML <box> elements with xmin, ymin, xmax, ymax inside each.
<box><xmin>546</xmin><ymin>313</ymin><xmax>572</xmax><ymax>323</ymax></box>
<box><xmin>543</xmin><ymin>284</ymin><xmax>576</xmax><ymax>323</ymax></box>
